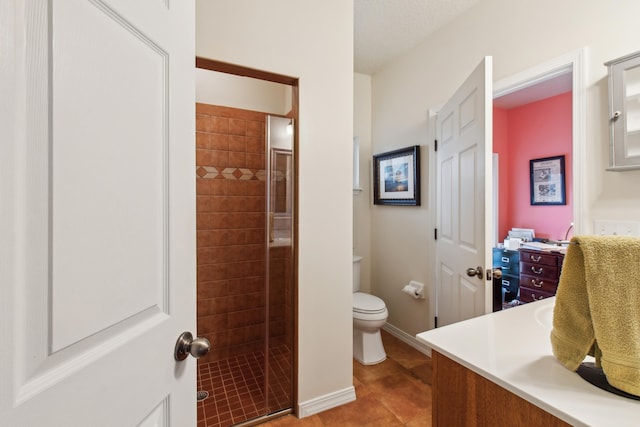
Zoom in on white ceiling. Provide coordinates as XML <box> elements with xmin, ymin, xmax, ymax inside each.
<box><xmin>354</xmin><ymin>0</ymin><xmax>573</xmax><ymax>108</ymax></box>
<box><xmin>354</xmin><ymin>0</ymin><xmax>481</xmax><ymax>75</ymax></box>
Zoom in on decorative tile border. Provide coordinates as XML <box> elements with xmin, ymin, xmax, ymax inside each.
<box><xmin>197</xmin><ymin>166</ymin><xmax>266</xmax><ymax>181</ymax></box>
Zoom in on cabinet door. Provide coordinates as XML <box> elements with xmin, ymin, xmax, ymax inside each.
<box><xmin>606</xmin><ymin>50</ymin><xmax>640</xmax><ymax>171</ymax></box>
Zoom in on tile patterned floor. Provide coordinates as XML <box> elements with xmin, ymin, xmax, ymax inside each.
<box><xmin>197</xmin><ymin>346</ymin><xmax>292</xmax><ymax>427</ymax></box>
<box><xmin>262</xmin><ymin>330</ymin><xmax>433</xmax><ymax>426</ymax></box>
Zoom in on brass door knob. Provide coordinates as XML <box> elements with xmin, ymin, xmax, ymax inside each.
<box><xmin>466</xmin><ymin>266</ymin><xmax>483</xmax><ymax>278</ymax></box>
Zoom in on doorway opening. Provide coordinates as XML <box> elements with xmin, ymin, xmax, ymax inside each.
<box><xmin>492</xmin><ymin>49</ymin><xmax>585</xmax><ymax>308</ymax></box>
<box><xmin>493</xmin><ymin>70</ymin><xmax>574</xmax><ymax>244</ymax></box>
<box><xmin>195</xmin><ymin>57</ymin><xmax>298</xmax><ymax>427</ymax></box>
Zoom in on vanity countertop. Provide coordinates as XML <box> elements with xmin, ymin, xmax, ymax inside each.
<box><xmin>416</xmin><ymin>298</ymin><xmax>640</xmax><ymax>427</ymax></box>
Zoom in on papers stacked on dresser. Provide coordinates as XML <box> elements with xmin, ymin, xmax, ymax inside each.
<box><xmin>520</xmin><ymin>241</ymin><xmax>567</xmax><ymax>253</ymax></box>
<box><xmin>507</xmin><ymin>228</ymin><xmax>535</xmax><ymax>242</ymax></box>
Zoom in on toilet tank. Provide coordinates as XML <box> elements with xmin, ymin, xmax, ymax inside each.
<box><xmin>353</xmin><ymin>255</ymin><xmax>362</xmax><ymax>292</ymax></box>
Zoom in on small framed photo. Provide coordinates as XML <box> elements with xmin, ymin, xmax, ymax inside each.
<box><xmin>530</xmin><ymin>155</ymin><xmax>566</xmax><ymax>205</ymax></box>
<box><xmin>373</xmin><ymin>145</ymin><xmax>420</xmax><ymax>206</ymax></box>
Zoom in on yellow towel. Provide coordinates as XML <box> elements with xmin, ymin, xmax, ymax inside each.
<box><xmin>551</xmin><ymin>235</ymin><xmax>640</xmax><ymax>397</ymax></box>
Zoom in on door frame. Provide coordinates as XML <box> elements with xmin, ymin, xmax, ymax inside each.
<box><xmin>429</xmin><ymin>48</ymin><xmax>586</xmax><ymax>330</ymax></box>
<box><xmin>194</xmin><ymin>56</ymin><xmax>300</xmax><ymax>417</ymax></box>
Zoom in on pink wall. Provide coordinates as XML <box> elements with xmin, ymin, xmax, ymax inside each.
<box><xmin>493</xmin><ymin>92</ymin><xmax>573</xmax><ymax>241</ymax></box>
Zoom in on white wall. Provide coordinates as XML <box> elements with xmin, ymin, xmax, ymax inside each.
<box><xmin>196</xmin><ymin>68</ymin><xmax>290</xmax><ymax>114</ymax></box>
<box><xmin>368</xmin><ymin>0</ymin><xmax>640</xmax><ymax>338</ymax></box>
<box><xmin>196</xmin><ymin>0</ymin><xmax>354</xmax><ymax>414</ymax></box>
<box><xmin>353</xmin><ymin>73</ymin><xmax>372</xmax><ymax>292</ymax></box>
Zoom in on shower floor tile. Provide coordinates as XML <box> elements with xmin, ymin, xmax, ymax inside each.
<box><xmin>198</xmin><ymin>346</ymin><xmax>291</xmax><ymax>427</ymax></box>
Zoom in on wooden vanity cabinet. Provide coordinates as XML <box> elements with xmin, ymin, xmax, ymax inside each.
<box><xmin>519</xmin><ymin>249</ymin><xmax>564</xmax><ymax>303</ymax></box>
<box><xmin>432</xmin><ymin>351</ymin><xmax>570</xmax><ymax>426</ymax></box>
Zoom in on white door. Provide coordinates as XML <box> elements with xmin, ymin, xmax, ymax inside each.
<box><xmin>1</xmin><ymin>1</ymin><xmax>197</xmax><ymax>426</ymax></box>
<box><xmin>435</xmin><ymin>57</ymin><xmax>494</xmax><ymax>327</ymax></box>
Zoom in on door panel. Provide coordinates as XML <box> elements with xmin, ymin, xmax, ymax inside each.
<box><xmin>52</xmin><ymin>0</ymin><xmax>168</xmax><ymax>353</ymax></box>
<box><xmin>439</xmin><ymin>157</ymin><xmax>454</xmax><ymax>240</ymax></box>
<box><xmin>1</xmin><ymin>1</ymin><xmax>196</xmax><ymax>425</ymax></box>
<box><xmin>459</xmin><ymin>146</ymin><xmax>478</xmax><ymax>250</ymax></box>
<box><xmin>436</xmin><ymin>57</ymin><xmax>493</xmax><ymax>327</ymax></box>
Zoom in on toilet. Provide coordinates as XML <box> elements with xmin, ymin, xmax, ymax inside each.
<box><xmin>352</xmin><ymin>255</ymin><xmax>388</xmax><ymax>365</ymax></box>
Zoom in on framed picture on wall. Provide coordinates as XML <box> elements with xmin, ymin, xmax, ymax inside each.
<box><xmin>373</xmin><ymin>145</ymin><xmax>420</xmax><ymax>206</ymax></box>
<box><xmin>530</xmin><ymin>155</ymin><xmax>566</xmax><ymax>205</ymax></box>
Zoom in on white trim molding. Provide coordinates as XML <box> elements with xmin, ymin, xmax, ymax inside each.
<box><xmin>383</xmin><ymin>322</ymin><xmax>432</xmax><ymax>357</ymax></box>
<box><xmin>297</xmin><ymin>386</ymin><xmax>356</xmax><ymax>418</ymax></box>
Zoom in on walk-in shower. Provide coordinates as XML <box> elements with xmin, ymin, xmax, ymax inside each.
<box><xmin>195</xmin><ymin>103</ymin><xmax>295</xmax><ymax>427</ymax></box>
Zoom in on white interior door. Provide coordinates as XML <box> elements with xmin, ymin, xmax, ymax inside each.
<box><xmin>435</xmin><ymin>57</ymin><xmax>494</xmax><ymax>327</ymax></box>
<box><xmin>1</xmin><ymin>1</ymin><xmax>196</xmax><ymax>425</ymax></box>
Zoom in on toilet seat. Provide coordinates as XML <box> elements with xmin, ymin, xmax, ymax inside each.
<box><xmin>353</xmin><ymin>292</ymin><xmax>386</xmax><ymax>314</ymax></box>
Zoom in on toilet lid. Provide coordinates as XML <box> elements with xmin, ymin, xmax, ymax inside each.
<box><xmin>353</xmin><ymin>292</ymin><xmax>386</xmax><ymax>314</ymax></box>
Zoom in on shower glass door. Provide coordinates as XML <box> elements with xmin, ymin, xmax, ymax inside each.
<box><xmin>265</xmin><ymin>115</ymin><xmax>295</xmax><ymax>415</ymax></box>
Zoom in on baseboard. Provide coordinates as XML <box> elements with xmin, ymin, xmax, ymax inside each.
<box><xmin>382</xmin><ymin>322</ymin><xmax>432</xmax><ymax>357</ymax></box>
<box><xmin>297</xmin><ymin>386</ymin><xmax>356</xmax><ymax>418</ymax></box>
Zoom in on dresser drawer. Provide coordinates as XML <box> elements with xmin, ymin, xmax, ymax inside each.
<box><xmin>519</xmin><ymin>274</ymin><xmax>558</xmax><ymax>294</ymax></box>
<box><xmin>519</xmin><ymin>286</ymin><xmax>555</xmax><ymax>303</ymax></box>
<box><xmin>520</xmin><ymin>250</ymin><xmax>559</xmax><ymax>267</ymax></box>
<box><xmin>520</xmin><ymin>261</ymin><xmax>559</xmax><ymax>280</ymax></box>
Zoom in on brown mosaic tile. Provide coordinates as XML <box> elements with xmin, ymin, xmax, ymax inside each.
<box><xmin>227</xmin><ymin>197</ymin><xmax>247</xmax><ymax>212</ymax></box>
<box><xmin>245</xmin><ymin>228</ymin><xmax>265</xmax><ymax>244</ymax></box>
<box><xmin>198</xmin><ymin>229</ymin><xmax>229</xmax><ymax>247</ymax></box>
<box><xmin>245</xmin><ymin>212</ymin><xmax>264</xmax><ymax>229</ymax></box>
<box><xmin>246</xmin><ymin>135</ymin><xmax>263</xmax><ymax>153</ymax></box>
<box><xmin>196</xmin><ymin>113</ymin><xmax>213</xmax><ymax>132</ymax></box>
<box><xmin>247</xmin><ymin>180</ymin><xmax>264</xmax><ymax>196</ymax></box>
<box><xmin>226</xmin><ymin>229</ymin><xmax>247</xmax><ymax>245</ymax></box>
<box><xmin>246</xmin><ymin>196</ymin><xmax>266</xmax><ymax>212</ymax></box>
<box><xmin>209</xmin><ymin>195</ymin><xmax>230</xmax><ymax>212</ymax></box>
<box><xmin>209</xmin><ymin>132</ymin><xmax>229</xmax><ymax>150</ymax></box>
<box><xmin>246</xmin><ymin>120</ymin><xmax>263</xmax><ymax>137</ymax></box>
<box><xmin>228</xmin><ymin>134</ymin><xmax>246</xmax><ymax>152</ymax></box>
<box><xmin>229</xmin><ymin>151</ymin><xmax>247</xmax><ymax>168</ymax></box>
<box><xmin>210</xmin><ymin>150</ymin><xmax>230</xmax><ymax>168</ymax></box>
<box><xmin>210</xmin><ymin>116</ymin><xmax>229</xmax><ymax>133</ymax></box>
<box><xmin>229</xmin><ymin>118</ymin><xmax>246</xmax><ymax>136</ymax></box>
<box><xmin>246</xmin><ymin>152</ymin><xmax>265</xmax><ymax>169</ymax></box>
<box><xmin>197</xmin><ymin>280</ymin><xmax>228</xmax><ymax>300</ymax></box>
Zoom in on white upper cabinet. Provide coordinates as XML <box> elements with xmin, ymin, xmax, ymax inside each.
<box><xmin>605</xmin><ymin>50</ymin><xmax>640</xmax><ymax>171</ymax></box>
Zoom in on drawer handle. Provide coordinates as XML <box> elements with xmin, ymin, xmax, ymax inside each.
<box><xmin>501</xmin><ymin>257</ymin><xmax>509</xmax><ymax>263</ymax></box>
<box><xmin>531</xmin><ymin>293</ymin><xmax>546</xmax><ymax>301</ymax></box>
<box><xmin>531</xmin><ymin>266</ymin><xmax>543</xmax><ymax>274</ymax></box>
<box><xmin>530</xmin><ymin>254</ymin><xmax>542</xmax><ymax>262</ymax></box>
<box><xmin>531</xmin><ymin>278</ymin><xmax>544</xmax><ymax>288</ymax></box>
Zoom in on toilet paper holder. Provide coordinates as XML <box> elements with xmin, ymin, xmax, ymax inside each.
<box><xmin>402</xmin><ymin>280</ymin><xmax>425</xmax><ymax>299</ymax></box>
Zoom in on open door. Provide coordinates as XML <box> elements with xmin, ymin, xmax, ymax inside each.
<box><xmin>1</xmin><ymin>1</ymin><xmax>198</xmax><ymax>425</ymax></box>
<box><xmin>435</xmin><ymin>57</ymin><xmax>494</xmax><ymax>327</ymax></box>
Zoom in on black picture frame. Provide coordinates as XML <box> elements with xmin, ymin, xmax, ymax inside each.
<box><xmin>529</xmin><ymin>155</ymin><xmax>566</xmax><ymax>205</ymax></box>
<box><xmin>373</xmin><ymin>145</ymin><xmax>420</xmax><ymax>206</ymax></box>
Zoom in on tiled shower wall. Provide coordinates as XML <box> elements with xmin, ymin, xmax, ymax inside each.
<box><xmin>196</xmin><ymin>103</ymin><xmax>267</xmax><ymax>363</ymax></box>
